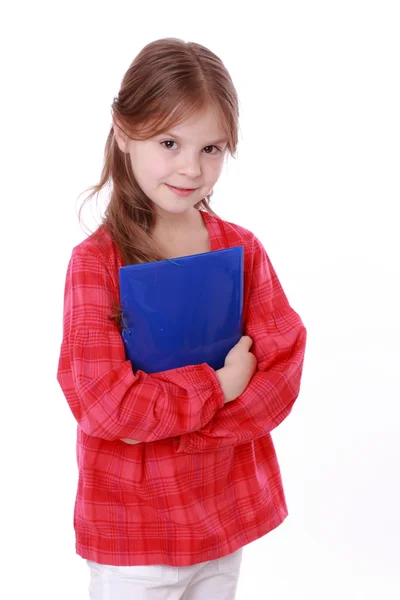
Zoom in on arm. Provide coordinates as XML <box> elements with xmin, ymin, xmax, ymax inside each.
<box><xmin>177</xmin><ymin>236</ymin><xmax>307</xmax><ymax>453</ymax></box>
<box><xmin>57</xmin><ymin>247</ymin><xmax>225</xmax><ymax>443</ymax></box>
<box><xmin>121</xmin><ymin>336</ymin><xmax>257</xmax><ymax>444</ymax></box>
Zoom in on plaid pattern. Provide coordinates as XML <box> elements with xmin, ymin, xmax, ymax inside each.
<box><xmin>57</xmin><ymin>211</ymin><xmax>307</xmax><ymax>567</ymax></box>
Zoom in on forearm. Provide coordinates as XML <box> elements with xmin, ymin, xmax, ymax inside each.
<box><xmin>177</xmin><ymin>319</ymin><xmax>307</xmax><ymax>453</ymax></box>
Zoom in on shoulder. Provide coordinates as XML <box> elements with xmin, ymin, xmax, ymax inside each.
<box><xmin>71</xmin><ymin>224</ymin><xmax>113</xmax><ymax>258</ymax></box>
<box><xmin>66</xmin><ymin>225</ymin><xmax>121</xmax><ymax>290</ymax></box>
<box><xmin>70</xmin><ymin>225</ymin><xmax>120</xmax><ymax>267</ymax></box>
<box><xmin>204</xmin><ymin>212</ymin><xmax>264</xmax><ymax>255</ymax></box>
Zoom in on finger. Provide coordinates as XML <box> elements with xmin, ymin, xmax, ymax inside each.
<box><xmin>239</xmin><ymin>336</ymin><xmax>253</xmax><ymax>349</ymax></box>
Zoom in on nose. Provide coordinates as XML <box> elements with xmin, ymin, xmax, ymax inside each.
<box><xmin>177</xmin><ymin>150</ymin><xmax>201</xmax><ymax>178</ymax></box>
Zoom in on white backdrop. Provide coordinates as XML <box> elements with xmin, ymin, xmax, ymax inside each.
<box><xmin>2</xmin><ymin>1</ymin><xmax>399</xmax><ymax>599</ymax></box>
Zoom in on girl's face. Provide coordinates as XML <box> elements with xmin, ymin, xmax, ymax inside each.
<box><xmin>115</xmin><ymin>105</ymin><xmax>228</xmax><ymax>217</ymax></box>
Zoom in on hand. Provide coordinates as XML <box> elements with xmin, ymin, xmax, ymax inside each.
<box><xmin>120</xmin><ymin>438</ymin><xmax>141</xmax><ymax>444</ymax></box>
<box><xmin>215</xmin><ymin>336</ymin><xmax>257</xmax><ymax>404</ymax></box>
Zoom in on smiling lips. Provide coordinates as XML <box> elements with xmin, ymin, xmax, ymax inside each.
<box><xmin>169</xmin><ymin>184</ymin><xmax>196</xmax><ymax>191</ymax></box>
<box><xmin>166</xmin><ymin>184</ymin><xmax>198</xmax><ymax>197</ymax></box>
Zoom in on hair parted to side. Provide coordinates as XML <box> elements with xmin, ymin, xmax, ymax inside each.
<box><xmin>79</xmin><ymin>37</ymin><xmax>240</xmax><ymax>267</ymax></box>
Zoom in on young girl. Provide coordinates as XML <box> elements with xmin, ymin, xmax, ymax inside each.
<box><xmin>57</xmin><ymin>37</ymin><xmax>307</xmax><ymax>600</ymax></box>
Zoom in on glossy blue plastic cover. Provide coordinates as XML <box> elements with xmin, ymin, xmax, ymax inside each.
<box><xmin>119</xmin><ymin>246</ymin><xmax>244</xmax><ymax>374</ymax></box>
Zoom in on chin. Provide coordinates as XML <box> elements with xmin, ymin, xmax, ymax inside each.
<box><xmin>153</xmin><ymin>199</ymin><xmax>198</xmax><ymax>215</ymax></box>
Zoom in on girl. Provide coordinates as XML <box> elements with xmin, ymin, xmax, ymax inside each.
<box><xmin>57</xmin><ymin>38</ymin><xmax>307</xmax><ymax>600</ymax></box>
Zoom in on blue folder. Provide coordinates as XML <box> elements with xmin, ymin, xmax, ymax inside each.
<box><xmin>119</xmin><ymin>246</ymin><xmax>244</xmax><ymax>374</ymax></box>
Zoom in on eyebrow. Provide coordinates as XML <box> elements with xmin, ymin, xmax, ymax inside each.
<box><xmin>160</xmin><ymin>132</ymin><xmax>228</xmax><ymax>146</ymax></box>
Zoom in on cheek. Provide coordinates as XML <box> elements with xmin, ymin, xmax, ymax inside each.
<box><xmin>207</xmin><ymin>159</ymin><xmax>224</xmax><ymax>182</ymax></box>
<box><xmin>130</xmin><ymin>148</ymin><xmax>170</xmax><ymax>184</ymax></box>
<box><xmin>145</xmin><ymin>155</ymin><xmax>171</xmax><ymax>182</ymax></box>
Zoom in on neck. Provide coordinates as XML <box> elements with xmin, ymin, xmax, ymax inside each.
<box><xmin>153</xmin><ymin>207</ymin><xmax>200</xmax><ymax>234</ymax></box>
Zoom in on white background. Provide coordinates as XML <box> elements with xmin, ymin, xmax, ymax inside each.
<box><xmin>1</xmin><ymin>1</ymin><xmax>399</xmax><ymax>598</ymax></box>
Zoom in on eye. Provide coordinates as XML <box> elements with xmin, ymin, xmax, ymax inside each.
<box><xmin>203</xmin><ymin>145</ymin><xmax>221</xmax><ymax>155</ymax></box>
<box><xmin>161</xmin><ymin>140</ymin><xmax>178</xmax><ymax>150</ymax></box>
<box><xmin>160</xmin><ymin>141</ymin><xmax>222</xmax><ymax>154</ymax></box>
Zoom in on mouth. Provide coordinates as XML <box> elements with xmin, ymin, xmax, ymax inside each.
<box><xmin>167</xmin><ymin>184</ymin><xmax>197</xmax><ymax>191</ymax></box>
<box><xmin>165</xmin><ymin>183</ymin><xmax>199</xmax><ymax>197</ymax></box>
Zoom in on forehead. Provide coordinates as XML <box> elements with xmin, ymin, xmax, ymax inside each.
<box><xmin>161</xmin><ymin>105</ymin><xmax>227</xmax><ymax>142</ymax></box>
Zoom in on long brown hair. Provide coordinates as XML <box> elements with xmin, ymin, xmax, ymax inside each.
<box><xmin>79</xmin><ymin>37</ymin><xmax>240</xmax><ymax>266</ymax></box>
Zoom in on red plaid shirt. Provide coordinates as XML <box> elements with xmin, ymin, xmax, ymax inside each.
<box><xmin>57</xmin><ymin>211</ymin><xmax>307</xmax><ymax>567</ymax></box>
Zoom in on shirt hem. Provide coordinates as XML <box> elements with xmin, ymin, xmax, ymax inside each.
<box><xmin>75</xmin><ymin>507</ymin><xmax>288</xmax><ymax>567</ymax></box>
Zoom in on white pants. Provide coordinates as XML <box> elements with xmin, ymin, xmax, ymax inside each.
<box><xmin>87</xmin><ymin>547</ymin><xmax>243</xmax><ymax>599</ymax></box>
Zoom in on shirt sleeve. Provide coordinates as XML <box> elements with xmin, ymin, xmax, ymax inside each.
<box><xmin>177</xmin><ymin>235</ymin><xmax>307</xmax><ymax>453</ymax></box>
<box><xmin>57</xmin><ymin>246</ymin><xmax>225</xmax><ymax>442</ymax></box>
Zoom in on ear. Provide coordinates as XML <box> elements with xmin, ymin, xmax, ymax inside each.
<box><xmin>113</xmin><ymin>119</ymin><xmax>130</xmax><ymax>153</ymax></box>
